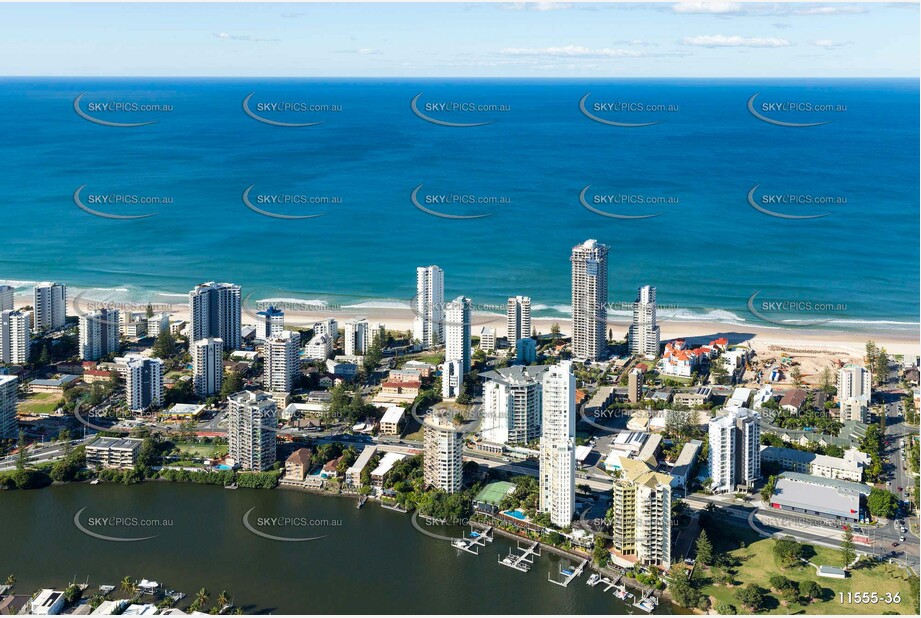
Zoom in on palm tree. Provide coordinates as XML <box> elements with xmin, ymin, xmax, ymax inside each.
<box><xmin>195</xmin><ymin>588</ymin><xmax>210</xmax><ymax>609</ymax></box>
<box><xmin>4</xmin><ymin>574</ymin><xmax>14</xmax><ymax>588</ymax></box>
<box><xmin>120</xmin><ymin>576</ymin><xmax>136</xmax><ymax>596</ymax></box>
<box><xmin>216</xmin><ymin>591</ymin><xmax>230</xmax><ymax>608</ymax></box>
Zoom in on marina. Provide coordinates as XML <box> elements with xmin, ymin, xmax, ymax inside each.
<box><xmin>548</xmin><ymin>558</ymin><xmax>588</xmax><ymax>587</ymax></box>
<box><xmin>498</xmin><ymin>540</ymin><xmax>541</xmax><ymax>573</ymax></box>
<box><xmin>451</xmin><ymin>526</ymin><xmax>494</xmax><ymax>555</ymax></box>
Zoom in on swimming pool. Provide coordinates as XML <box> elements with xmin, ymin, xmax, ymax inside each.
<box><xmin>503</xmin><ymin>509</ymin><xmax>527</xmax><ymax>521</ymax></box>
<box><xmin>214</xmin><ymin>464</ymin><xmax>232</xmax><ymax>470</ymax></box>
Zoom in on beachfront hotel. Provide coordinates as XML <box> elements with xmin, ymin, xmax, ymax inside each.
<box><xmin>189</xmin><ymin>282</ymin><xmax>242</xmax><ymax>353</ymax></box>
<box><xmin>444</xmin><ymin>296</ymin><xmax>472</xmax><ymax>373</ymax></box>
<box><xmin>570</xmin><ymin>240</ymin><xmax>608</xmax><ymax>361</ymax></box>
<box><xmin>115</xmin><ymin>354</ymin><xmax>164</xmax><ymax>413</ymax></box>
<box><xmin>78</xmin><ymin>308</ymin><xmax>120</xmax><ymax>361</ymax></box>
<box><xmin>628</xmin><ymin>285</ymin><xmax>661</xmax><ymax>359</ymax></box>
<box><xmin>228</xmin><ymin>390</ymin><xmax>277</xmax><ymax>471</ymax></box>
<box><xmin>255</xmin><ymin>305</ymin><xmax>285</xmax><ymax>341</ymax></box>
<box><xmin>506</xmin><ymin>295</ymin><xmax>532</xmax><ymax>342</ymax></box>
<box><xmin>192</xmin><ymin>337</ymin><xmax>224</xmax><ymax>397</ymax></box>
<box><xmin>480</xmin><ymin>365</ymin><xmax>547</xmax><ymax>445</ymax></box>
<box><xmin>0</xmin><ymin>375</ymin><xmax>17</xmax><ymax>439</ymax></box>
<box><xmin>33</xmin><ymin>282</ymin><xmax>67</xmax><ymax>333</ymax></box>
<box><xmin>412</xmin><ymin>265</ymin><xmax>444</xmax><ymax>348</ymax></box>
<box><xmin>539</xmin><ymin>361</ymin><xmax>576</xmax><ymax>527</ymax></box>
<box><xmin>610</xmin><ymin>458</ymin><xmax>673</xmax><ymax>569</ymax></box>
<box><xmin>0</xmin><ymin>309</ymin><xmax>30</xmax><ymax>365</ymax></box>
<box><xmin>423</xmin><ymin>409</ymin><xmax>463</xmax><ymax>494</ymax></box>
<box><xmin>263</xmin><ymin>330</ymin><xmax>301</xmax><ymax>393</ymax></box>
<box><xmin>708</xmin><ymin>407</ymin><xmax>761</xmax><ymax>494</ymax></box>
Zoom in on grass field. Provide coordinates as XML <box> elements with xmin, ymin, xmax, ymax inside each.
<box><xmin>17</xmin><ymin>392</ymin><xmax>61</xmax><ymax>415</ymax></box>
<box><xmin>699</xmin><ymin>525</ymin><xmax>918</xmax><ymax>615</ymax></box>
<box><xmin>175</xmin><ymin>443</ymin><xmax>227</xmax><ymax>458</ymax></box>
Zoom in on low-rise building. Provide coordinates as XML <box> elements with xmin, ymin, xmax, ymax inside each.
<box><xmin>285</xmin><ymin>448</ymin><xmax>313</xmax><ymax>480</ymax></box>
<box><xmin>673</xmin><ymin>386</ymin><xmax>712</xmax><ymax>408</ymax></box>
<box><xmin>85</xmin><ymin>436</ymin><xmax>143</xmax><ymax>469</ymax></box>
<box><xmin>760</xmin><ymin>445</ymin><xmax>863</xmax><ymax>482</ymax></box>
<box><xmin>27</xmin><ymin>374</ymin><xmax>79</xmax><ymax>394</ymax></box>
<box><xmin>370</xmin><ymin>451</ymin><xmax>406</xmax><ymax>487</ymax></box>
<box><xmin>669</xmin><ymin>439</ymin><xmax>702</xmax><ymax>488</ymax></box>
<box><xmin>779</xmin><ymin>388</ymin><xmax>808</xmax><ymax>414</ymax></box>
<box><xmin>345</xmin><ymin>445</ymin><xmax>378</xmax><ymax>486</ymax></box>
<box><xmin>304</xmin><ymin>333</ymin><xmax>333</xmax><ymax>360</ymax></box>
<box><xmin>479</xmin><ymin>326</ymin><xmax>496</xmax><ymax>353</ymax></box>
<box><xmin>325</xmin><ymin>358</ymin><xmax>357</xmax><ymax>379</ymax></box>
<box><xmin>379</xmin><ymin>405</ymin><xmax>405</xmax><ymax>435</ymax></box>
<box><xmin>30</xmin><ymin>590</ymin><xmax>65</xmax><ymax>616</ymax></box>
<box><xmin>767</xmin><ymin>472</ymin><xmax>870</xmax><ymax>523</ymax></box>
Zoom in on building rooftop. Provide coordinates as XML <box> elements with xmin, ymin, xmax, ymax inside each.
<box><xmin>770</xmin><ymin>472</ymin><xmax>870</xmax><ymax>519</ymax></box>
<box><xmin>87</xmin><ymin>436</ymin><xmax>143</xmax><ymax>451</ymax></box>
<box><xmin>286</xmin><ymin>448</ymin><xmax>313</xmax><ymax>467</ymax></box>
<box><xmin>370</xmin><ymin>452</ymin><xmax>406</xmax><ymax>477</ymax></box>
<box><xmin>780</xmin><ymin>388</ymin><xmax>808</xmax><ymax>409</ymax></box>
<box><xmin>380</xmin><ymin>406</ymin><xmax>405</xmax><ymax>424</ymax></box>
<box><xmin>479</xmin><ymin>364</ymin><xmax>548</xmax><ymax>387</ymax></box>
<box><xmin>346</xmin><ymin>445</ymin><xmax>378</xmax><ymax>476</ymax></box>
<box><xmin>760</xmin><ymin>446</ymin><xmax>861</xmax><ymax>474</ymax></box>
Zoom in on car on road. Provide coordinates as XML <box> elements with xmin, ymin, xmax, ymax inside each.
<box><xmin>897</xmin><ymin>486</ymin><xmax>903</xmax><ymax>492</ymax></box>
<box><xmin>892</xmin><ymin>542</ymin><xmax>899</xmax><ymax>548</ymax></box>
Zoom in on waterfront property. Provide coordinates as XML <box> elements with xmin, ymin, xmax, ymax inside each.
<box><xmin>86</xmin><ymin>436</ymin><xmax>144</xmax><ymax>470</ymax></box>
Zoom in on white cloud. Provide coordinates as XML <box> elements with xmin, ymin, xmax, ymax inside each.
<box><xmin>612</xmin><ymin>39</ymin><xmax>658</xmax><ymax>47</ymax></box>
<box><xmin>794</xmin><ymin>6</ymin><xmax>867</xmax><ymax>16</ymax></box>
<box><xmin>683</xmin><ymin>34</ymin><xmax>790</xmax><ymax>48</ymax></box>
<box><xmin>672</xmin><ymin>2</ymin><xmax>744</xmax><ymax>14</ymax></box>
<box><xmin>332</xmin><ymin>48</ymin><xmax>382</xmax><ymax>55</ymax></box>
<box><xmin>499</xmin><ymin>2</ymin><xmax>574</xmax><ymax>11</ymax></box>
<box><xmin>499</xmin><ymin>45</ymin><xmax>645</xmax><ymax>58</ymax></box>
<box><xmin>811</xmin><ymin>39</ymin><xmax>853</xmax><ymax>49</ymax></box>
<box><xmin>214</xmin><ymin>32</ymin><xmax>279</xmax><ymax>43</ymax></box>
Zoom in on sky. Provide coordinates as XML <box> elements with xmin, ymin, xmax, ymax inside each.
<box><xmin>0</xmin><ymin>2</ymin><xmax>917</xmax><ymax>77</ymax></box>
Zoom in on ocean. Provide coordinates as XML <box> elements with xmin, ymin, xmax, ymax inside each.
<box><xmin>0</xmin><ymin>78</ymin><xmax>917</xmax><ymax>332</ymax></box>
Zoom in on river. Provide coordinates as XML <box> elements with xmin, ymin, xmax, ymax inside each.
<box><xmin>0</xmin><ymin>482</ymin><xmax>675</xmax><ymax>614</ymax></box>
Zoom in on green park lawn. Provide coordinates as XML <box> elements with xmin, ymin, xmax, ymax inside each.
<box><xmin>17</xmin><ymin>392</ymin><xmax>62</xmax><ymax>415</ymax></box>
<box><xmin>175</xmin><ymin>442</ymin><xmax>227</xmax><ymax>459</ymax></box>
<box><xmin>699</xmin><ymin>526</ymin><xmax>918</xmax><ymax>615</ymax></box>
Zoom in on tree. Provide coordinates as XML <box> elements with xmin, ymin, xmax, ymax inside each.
<box><xmin>867</xmin><ymin>487</ymin><xmax>899</xmax><ymax>518</ymax></box>
<box><xmin>790</xmin><ymin>365</ymin><xmax>803</xmax><ymax>387</ymax></box>
<box><xmin>15</xmin><ymin>431</ymin><xmax>29</xmax><ymax>471</ymax></box>
<box><xmin>152</xmin><ymin>329</ymin><xmax>177</xmax><ymax>359</ymax></box>
<box><xmin>734</xmin><ymin>584</ymin><xmax>766</xmax><ymax>612</ymax></box>
<box><xmin>715</xmin><ymin>602</ymin><xmax>737</xmax><ymax>615</ymax></box>
<box><xmin>820</xmin><ymin>366</ymin><xmax>835</xmax><ymax>394</ymax></box>
<box><xmin>220</xmin><ymin>371</ymin><xmax>244</xmax><ymax>398</ymax></box>
<box><xmin>695</xmin><ymin>529</ymin><xmax>713</xmax><ymax>566</ymax></box>
<box><xmin>550</xmin><ymin>322</ymin><xmax>561</xmax><ymax>342</ymax></box>
<box><xmin>798</xmin><ymin>580</ymin><xmax>822</xmax><ymax>602</ymax></box>
<box><xmin>760</xmin><ymin>475</ymin><xmax>778</xmax><ymax>502</ymax></box>
<box><xmin>875</xmin><ymin>347</ymin><xmax>889</xmax><ymax>386</ymax></box>
<box><xmin>666</xmin><ymin>564</ymin><xmax>700</xmax><ymax>608</ymax></box>
<box><xmin>865</xmin><ymin>341</ymin><xmax>878</xmax><ymax>369</ymax></box>
<box><xmin>773</xmin><ymin>536</ymin><xmax>803</xmax><ymax>567</ymax></box>
<box><xmin>841</xmin><ymin>525</ymin><xmax>856</xmax><ymax>568</ymax></box>
<box><xmin>120</xmin><ymin>576</ymin><xmax>137</xmax><ymax>596</ymax></box>
<box><xmin>4</xmin><ymin>574</ymin><xmax>14</xmax><ymax>587</ymax></box>
<box><xmin>591</xmin><ymin>535</ymin><xmax>609</xmax><ymax>567</ymax></box>
<box><xmin>146</xmin><ymin>302</ymin><xmax>154</xmax><ymax>318</ymax></box>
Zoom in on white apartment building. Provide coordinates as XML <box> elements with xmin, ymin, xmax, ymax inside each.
<box><xmin>0</xmin><ymin>375</ymin><xmax>18</xmax><ymax>439</ymax></box>
<box><xmin>192</xmin><ymin>337</ymin><xmax>223</xmax><ymax>397</ymax></box>
<box><xmin>506</xmin><ymin>295</ymin><xmax>532</xmax><ymax>341</ymax></box>
<box><xmin>312</xmin><ymin>318</ymin><xmax>339</xmax><ymax>343</ymax></box>
<box><xmin>189</xmin><ymin>282</ymin><xmax>241</xmax><ymax>353</ymax></box>
<box><xmin>0</xmin><ymin>285</ymin><xmax>13</xmax><ymax>312</ymax></box>
<box><xmin>708</xmin><ymin>407</ymin><xmax>761</xmax><ymax>494</ymax></box>
<box><xmin>628</xmin><ymin>285</ymin><xmax>661</xmax><ymax>359</ymax></box>
<box><xmin>0</xmin><ymin>310</ymin><xmax>30</xmax><ymax>364</ymax></box>
<box><xmin>570</xmin><ymin>240</ymin><xmax>608</xmax><ymax>361</ymax></box>
<box><xmin>344</xmin><ymin>318</ymin><xmax>369</xmax><ymax>356</ymax></box>
<box><xmin>838</xmin><ymin>364</ymin><xmax>872</xmax><ymax>422</ymax></box>
<box><xmin>147</xmin><ymin>312</ymin><xmax>170</xmax><ymax>338</ymax></box>
<box><xmin>412</xmin><ymin>265</ymin><xmax>444</xmax><ymax>348</ymax></box>
<box><xmin>115</xmin><ymin>354</ymin><xmax>163</xmax><ymax>412</ymax></box>
<box><xmin>444</xmin><ymin>296</ymin><xmax>472</xmax><ymax>373</ymax></box>
<box><xmin>304</xmin><ymin>333</ymin><xmax>333</xmax><ymax>360</ymax></box>
<box><xmin>441</xmin><ymin>358</ymin><xmax>463</xmax><ymax>400</ymax></box>
<box><xmin>263</xmin><ymin>330</ymin><xmax>301</xmax><ymax>393</ymax></box>
<box><xmin>79</xmin><ymin>308</ymin><xmax>120</xmax><ymax>361</ymax></box>
<box><xmin>33</xmin><ymin>282</ymin><xmax>67</xmax><ymax>332</ymax></box>
<box><xmin>539</xmin><ymin>361</ymin><xmax>576</xmax><ymax>527</ymax></box>
<box><xmin>228</xmin><ymin>390</ymin><xmax>277</xmax><ymax>471</ymax></box>
<box><xmin>255</xmin><ymin>306</ymin><xmax>285</xmax><ymax>341</ymax></box>
<box><xmin>481</xmin><ymin>365</ymin><xmax>547</xmax><ymax>445</ymax></box>
<box><xmin>423</xmin><ymin>409</ymin><xmax>463</xmax><ymax>493</ymax></box>
<box><xmin>479</xmin><ymin>326</ymin><xmax>496</xmax><ymax>353</ymax></box>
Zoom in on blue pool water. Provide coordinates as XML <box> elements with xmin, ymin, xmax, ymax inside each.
<box><xmin>504</xmin><ymin>509</ymin><xmax>527</xmax><ymax>521</ymax></box>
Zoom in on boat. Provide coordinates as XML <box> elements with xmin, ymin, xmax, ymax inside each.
<box><xmin>137</xmin><ymin>579</ymin><xmax>159</xmax><ymax>594</ymax></box>
<box><xmin>562</xmin><ymin>568</ymin><xmax>574</xmax><ymax>576</ymax></box>
<box><xmin>224</xmin><ymin>483</ymin><xmax>238</xmax><ymax>490</ymax></box>
<box><xmin>452</xmin><ymin>540</ymin><xmax>468</xmax><ymax>549</ymax></box>
<box><xmin>90</xmin><ymin>479</ymin><xmax>100</xmax><ymax>485</ymax></box>
<box><xmin>586</xmin><ymin>574</ymin><xmax>601</xmax><ymax>586</ymax></box>
<box><xmin>469</xmin><ymin>531</ymin><xmax>480</xmax><ymax>538</ymax></box>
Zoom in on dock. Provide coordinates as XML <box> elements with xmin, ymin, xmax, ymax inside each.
<box><xmin>548</xmin><ymin>558</ymin><xmax>588</xmax><ymax>587</ymax></box>
<box><xmin>379</xmin><ymin>501</ymin><xmax>408</xmax><ymax>513</ymax></box>
<box><xmin>356</xmin><ymin>495</ymin><xmax>368</xmax><ymax>509</ymax></box>
<box><xmin>498</xmin><ymin>540</ymin><xmax>540</xmax><ymax>573</ymax></box>
<box><xmin>632</xmin><ymin>590</ymin><xmax>658</xmax><ymax>613</ymax></box>
<box><xmin>452</xmin><ymin>526</ymin><xmax>494</xmax><ymax>555</ymax></box>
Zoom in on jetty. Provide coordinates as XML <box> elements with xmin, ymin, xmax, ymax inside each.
<box><xmin>498</xmin><ymin>540</ymin><xmax>540</xmax><ymax>573</ymax></box>
<box><xmin>356</xmin><ymin>495</ymin><xmax>368</xmax><ymax>509</ymax></box>
<box><xmin>548</xmin><ymin>558</ymin><xmax>588</xmax><ymax>587</ymax></box>
<box><xmin>632</xmin><ymin>590</ymin><xmax>658</xmax><ymax>613</ymax></box>
<box><xmin>380</xmin><ymin>501</ymin><xmax>408</xmax><ymax>513</ymax></box>
<box><xmin>452</xmin><ymin>526</ymin><xmax>494</xmax><ymax>555</ymax></box>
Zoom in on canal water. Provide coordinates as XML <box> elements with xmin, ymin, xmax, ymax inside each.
<box><xmin>0</xmin><ymin>482</ymin><xmax>672</xmax><ymax>614</ymax></box>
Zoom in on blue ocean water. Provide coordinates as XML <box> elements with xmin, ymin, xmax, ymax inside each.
<box><xmin>0</xmin><ymin>78</ymin><xmax>917</xmax><ymax>332</ymax></box>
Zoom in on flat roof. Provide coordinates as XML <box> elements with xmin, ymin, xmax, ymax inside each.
<box><xmin>370</xmin><ymin>452</ymin><xmax>406</xmax><ymax>477</ymax></box>
<box><xmin>760</xmin><ymin>446</ymin><xmax>860</xmax><ymax>473</ymax></box>
<box><xmin>771</xmin><ymin>473</ymin><xmax>869</xmax><ymax>519</ymax></box>
<box><xmin>380</xmin><ymin>406</ymin><xmax>405</xmax><ymax>424</ymax></box>
<box><xmin>346</xmin><ymin>445</ymin><xmax>379</xmax><ymax>476</ymax></box>
<box><xmin>88</xmin><ymin>436</ymin><xmax>143</xmax><ymax>451</ymax></box>
<box><xmin>474</xmin><ymin>481</ymin><xmax>517</xmax><ymax>506</ymax></box>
